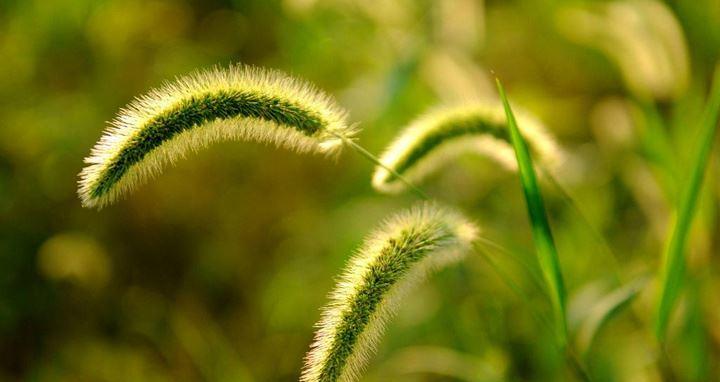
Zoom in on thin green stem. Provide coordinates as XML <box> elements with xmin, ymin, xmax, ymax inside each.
<box><xmin>336</xmin><ymin>134</ymin><xmax>430</xmax><ymax>200</ymax></box>
<box><xmin>473</xmin><ymin>242</ymin><xmax>547</xmax><ymax>323</ymax></box>
<box><xmin>539</xmin><ymin>166</ymin><xmax>623</xmax><ymax>285</ymax></box>
<box><xmin>475</xmin><ymin>236</ymin><xmax>546</xmax><ymax>294</ymax></box>
<box><xmin>655</xmin><ymin>64</ymin><xmax>720</xmax><ymax>341</ymax></box>
<box><xmin>480</xmin><ymin>233</ymin><xmax>611</xmax><ymax>378</ymax></box>
<box><xmin>474</xmin><ymin>241</ymin><xmax>591</xmax><ymax>382</ymax></box>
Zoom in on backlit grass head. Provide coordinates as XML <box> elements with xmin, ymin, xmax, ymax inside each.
<box><xmin>301</xmin><ymin>203</ymin><xmax>478</xmax><ymax>382</ymax></box>
<box><xmin>556</xmin><ymin>0</ymin><xmax>689</xmax><ymax>101</ymax></box>
<box><xmin>78</xmin><ymin>64</ymin><xmax>353</xmax><ymax>208</ymax></box>
<box><xmin>372</xmin><ymin>102</ymin><xmax>561</xmax><ymax>193</ymax></box>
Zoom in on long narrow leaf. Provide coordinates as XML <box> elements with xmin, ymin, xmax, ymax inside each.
<box><xmin>496</xmin><ymin>79</ymin><xmax>568</xmax><ymax>346</ymax></box>
<box><xmin>655</xmin><ymin>64</ymin><xmax>720</xmax><ymax>340</ymax></box>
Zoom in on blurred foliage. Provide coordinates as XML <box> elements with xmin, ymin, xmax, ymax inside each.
<box><xmin>0</xmin><ymin>0</ymin><xmax>719</xmax><ymax>380</ymax></box>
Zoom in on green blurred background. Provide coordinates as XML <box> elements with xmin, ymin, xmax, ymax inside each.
<box><xmin>1</xmin><ymin>0</ymin><xmax>719</xmax><ymax>380</ymax></box>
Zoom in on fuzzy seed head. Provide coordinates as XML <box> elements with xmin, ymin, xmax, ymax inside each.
<box><xmin>301</xmin><ymin>203</ymin><xmax>478</xmax><ymax>382</ymax></box>
<box><xmin>372</xmin><ymin>102</ymin><xmax>562</xmax><ymax>193</ymax></box>
<box><xmin>78</xmin><ymin>64</ymin><xmax>353</xmax><ymax>208</ymax></box>
<box><xmin>556</xmin><ymin>0</ymin><xmax>689</xmax><ymax>101</ymax></box>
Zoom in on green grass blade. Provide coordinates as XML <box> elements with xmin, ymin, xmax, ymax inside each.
<box><xmin>655</xmin><ymin>64</ymin><xmax>720</xmax><ymax>341</ymax></box>
<box><xmin>496</xmin><ymin>79</ymin><xmax>568</xmax><ymax>346</ymax></box>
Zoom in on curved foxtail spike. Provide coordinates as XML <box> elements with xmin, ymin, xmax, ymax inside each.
<box><xmin>372</xmin><ymin>102</ymin><xmax>562</xmax><ymax>194</ymax></box>
<box><xmin>301</xmin><ymin>202</ymin><xmax>478</xmax><ymax>382</ymax></box>
<box><xmin>78</xmin><ymin>64</ymin><xmax>353</xmax><ymax>208</ymax></box>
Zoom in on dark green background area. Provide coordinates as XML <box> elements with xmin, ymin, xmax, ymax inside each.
<box><xmin>0</xmin><ymin>0</ymin><xmax>718</xmax><ymax>380</ymax></box>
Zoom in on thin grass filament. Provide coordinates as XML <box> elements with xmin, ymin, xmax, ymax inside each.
<box><xmin>540</xmin><ymin>167</ymin><xmax>623</xmax><ymax>284</ymax></box>
<box><xmin>472</xmin><ymin>241</ymin><xmax>554</xmax><ymax>336</ymax></box>
<box><xmin>655</xmin><ymin>64</ymin><xmax>720</xmax><ymax>341</ymax></box>
<box><xmin>335</xmin><ymin>134</ymin><xmax>429</xmax><ymax>200</ymax></box>
<box><xmin>301</xmin><ymin>203</ymin><xmax>478</xmax><ymax>382</ymax></box>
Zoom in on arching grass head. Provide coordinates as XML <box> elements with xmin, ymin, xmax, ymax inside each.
<box><xmin>556</xmin><ymin>0</ymin><xmax>689</xmax><ymax>101</ymax></box>
<box><xmin>372</xmin><ymin>102</ymin><xmax>561</xmax><ymax>193</ymax></box>
<box><xmin>302</xmin><ymin>203</ymin><xmax>478</xmax><ymax>382</ymax></box>
<box><xmin>78</xmin><ymin>64</ymin><xmax>353</xmax><ymax>208</ymax></box>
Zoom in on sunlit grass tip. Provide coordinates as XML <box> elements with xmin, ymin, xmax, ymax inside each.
<box><xmin>372</xmin><ymin>102</ymin><xmax>562</xmax><ymax>193</ymax></box>
<box><xmin>78</xmin><ymin>63</ymin><xmax>354</xmax><ymax>208</ymax></box>
<box><xmin>301</xmin><ymin>202</ymin><xmax>478</xmax><ymax>382</ymax></box>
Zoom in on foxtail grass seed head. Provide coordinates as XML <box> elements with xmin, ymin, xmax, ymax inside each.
<box><xmin>78</xmin><ymin>64</ymin><xmax>353</xmax><ymax>208</ymax></box>
<box><xmin>302</xmin><ymin>203</ymin><xmax>478</xmax><ymax>382</ymax></box>
<box><xmin>372</xmin><ymin>103</ymin><xmax>561</xmax><ymax>193</ymax></box>
<box><xmin>556</xmin><ymin>0</ymin><xmax>689</xmax><ymax>101</ymax></box>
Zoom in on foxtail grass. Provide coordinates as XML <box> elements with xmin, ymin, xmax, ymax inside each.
<box><xmin>78</xmin><ymin>64</ymin><xmax>353</xmax><ymax>208</ymax></box>
<box><xmin>655</xmin><ymin>64</ymin><xmax>720</xmax><ymax>341</ymax></box>
<box><xmin>371</xmin><ymin>102</ymin><xmax>562</xmax><ymax>194</ymax></box>
<box><xmin>301</xmin><ymin>203</ymin><xmax>477</xmax><ymax>382</ymax></box>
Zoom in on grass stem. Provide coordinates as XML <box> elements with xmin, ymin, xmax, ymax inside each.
<box><xmin>337</xmin><ymin>134</ymin><xmax>430</xmax><ymax>200</ymax></box>
<box><xmin>655</xmin><ymin>64</ymin><xmax>720</xmax><ymax>341</ymax></box>
<box><xmin>539</xmin><ymin>167</ymin><xmax>623</xmax><ymax>285</ymax></box>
